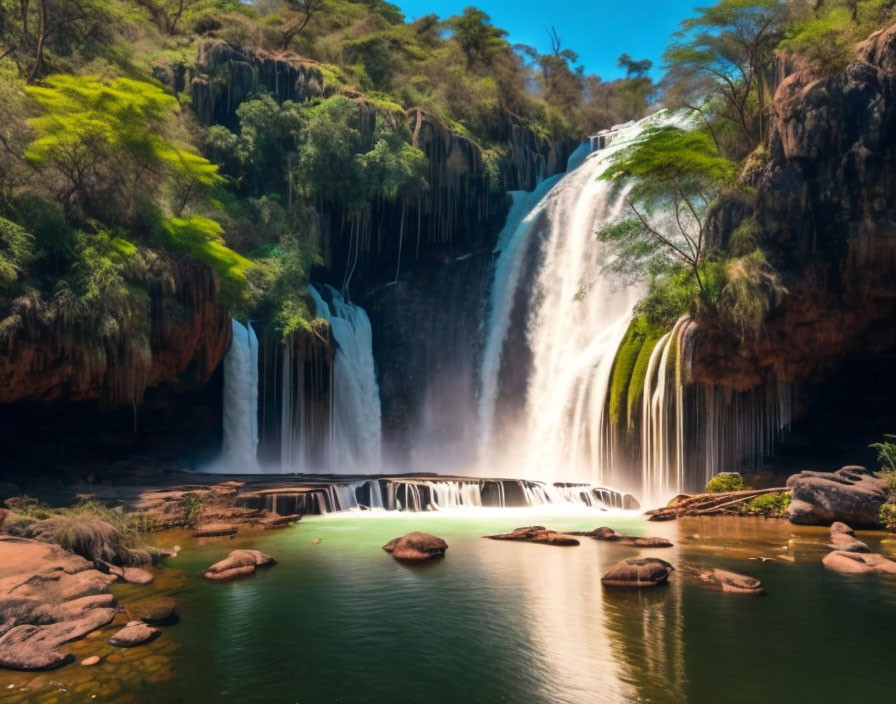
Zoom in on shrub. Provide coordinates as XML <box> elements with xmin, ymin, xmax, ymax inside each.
<box><xmin>705</xmin><ymin>472</ymin><xmax>745</xmax><ymax>493</ymax></box>
<box><xmin>870</xmin><ymin>434</ymin><xmax>896</xmax><ymax>471</ymax></box>
<box><xmin>180</xmin><ymin>492</ymin><xmax>203</xmax><ymax>527</ymax></box>
<box><xmin>13</xmin><ymin>515</ymin><xmax>152</xmax><ymax>565</ymax></box>
<box><xmin>739</xmin><ymin>491</ymin><xmax>791</xmax><ymax>518</ymax></box>
<box><xmin>880</xmin><ymin>503</ymin><xmax>896</xmax><ymax>532</ymax></box>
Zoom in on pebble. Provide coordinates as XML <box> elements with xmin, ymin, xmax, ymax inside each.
<box><xmin>81</xmin><ymin>656</ymin><xmax>100</xmax><ymax>666</ymax></box>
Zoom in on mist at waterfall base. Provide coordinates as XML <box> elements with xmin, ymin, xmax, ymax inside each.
<box><xmin>211</xmin><ymin>112</ymin><xmax>791</xmax><ymax>507</ymax></box>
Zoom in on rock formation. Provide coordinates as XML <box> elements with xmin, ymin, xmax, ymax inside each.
<box><xmin>382</xmin><ymin>532</ymin><xmax>448</xmax><ymax>561</ymax></box>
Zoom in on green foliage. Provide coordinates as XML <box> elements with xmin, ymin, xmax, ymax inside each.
<box><xmin>0</xmin><ymin>216</ymin><xmax>34</xmax><ymax>287</ymax></box>
<box><xmin>880</xmin><ymin>503</ymin><xmax>896</xmax><ymax>532</ymax></box>
<box><xmin>783</xmin><ymin>1</ymin><xmax>896</xmax><ymax>74</ymax></box>
<box><xmin>705</xmin><ymin>472</ymin><xmax>746</xmax><ymax>493</ymax></box>
<box><xmin>871</xmin><ymin>434</ymin><xmax>896</xmax><ymax>471</ymax></box>
<box><xmin>739</xmin><ymin>491</ymin><xmax>791</xmax><ymax>517</ymax></box>
<box><xmin>160</xmin><ymin>216</ymin><xmax>254</xmax><ymax>309</ymax></box>
<box><xmin>445</xmin><ymin>8</ymin><xmax>508</xmax><ymax>68</ymax></box>
<box><xmin>179</xmin><ymin>492</ymin><xmax>203</xmax><ymax>527</ymax></box>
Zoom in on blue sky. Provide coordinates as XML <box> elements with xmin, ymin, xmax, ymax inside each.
<box><xmin>393</xmin><ymin>0</ymin><xmax>698</xmax><ymax>80</ymax></box>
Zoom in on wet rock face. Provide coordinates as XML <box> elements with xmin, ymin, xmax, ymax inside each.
<box><xmin>382</xmin><ymin>532</ymin><xmax>448</xmax><ymax>561</ymax></box>
<box><xmin>787</xmin><ymin>466</ymin><xmax>887</xmax><ymax>527</ymax></box>
<box><xmin>187</xmin><ymin>41</ymin><xmax>325</xmax><ymax>130</ymax></box>
<box><xmin>690</xmin><ymin>25</ymin><xmax>896</xmax><ymax>392</ymax></box>
<box><xmin>601</xmin><ymin>558</ymin><xmax>674</xmax><ymax>588</ymax></box>
<box><xmin>0</xmin><ymin>257</ymin><xmax>230</xmax><ymax>408</ymax></box>
<box><xmin>109</xmin><ymin>622</ymin><xmax>160</xmax><ymax>648</ymax></box>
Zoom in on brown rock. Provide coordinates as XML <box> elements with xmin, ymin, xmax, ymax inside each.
<box><xmin>108</xmin><ymin>622</ymin><xmax>160</xmax><ymax>647</ymax></box>
<box><xmin>601</xmin><ymin>558</ymin><xmax>674</xmax><ymax>588</ymax></box>
<box><xmin>830</xmin><ymin>521</ymin><xmax>855</xmax><ymax>536</ymax></box>
<box><xmin>486</xmin><ymin>526</ymin><xmax>579</xmax><ymax>546</ymax></box>
<box><xmin>204</xmin><ymin>549</ymin><xmax>276</xmax><ymax>581</ymax></box>
<box><xmin>571</xmin><ymin>526</ymin><xmax>673</xmax><ymax>547</ymax></box>
<box><xmin>699</xmin><ymin>568</ymin><xmax>764</xmax><ymax>595</ymax></box>
<box><xmin>80</xmin><ymin>656</ymin><xmax>100</xmax><ymax>666</ymax></box>
<box><xmin>192</xmin><ymin>523</ymin><xmax>238</xmax><ymax>538</ymax></box>
<box><xmin>787</xmin><ymin>466</ymin><xmax>886</xmax><ymax>527</ymax></box>
<box><xmin>121</xmin><ymin>567</ymin><xmax>154</xmax><ymax>585</ymax></box>
<box><xmin>126</xmin><ymin>597</ymin><xmax>176</xmax><ymax>623</ymax></box>
<box><xmin>383</xmin><ymin>532</ymin><xmax>449</xmax><ymax>561</ymax></box>
<box><xmin>0</xmin><ymin>608</ymin><xmax>116</xmax><ymax>670</ymax></box>
<box><xmin>823</xmin><ymin>551</ymin><xmax>896</xmax><ymax>575</ymax></box>
<box><xmin>828</xmin><ymin>532</ymin><xmax>871</xmax><ymax>553</ymax></box>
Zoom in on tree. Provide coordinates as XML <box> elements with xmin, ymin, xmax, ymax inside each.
<box><xmin>662</xmin><ymin>0</ymin><xmax>788</xmax><ymax>152</ymax></box>
<box><xmin>280</xmin><ymin>0</ymin><xmax>325</xmax><ymax>49</ymax></box>
<box><xmin>596</xmin><ymin>124</ymin><xmax>736</xmax><ymax>293</ymax></box>
<box><xmin>617</xmin><ymin>53</ymin><xmax>652</xmax><ymax>78</ymax></box>
<box><xmin>447</xmin><ymin>7</ymin><xmax>508</xmax><ymax>68</ymax></box>
<box><xmin>25</xmin><ymin>75</ymin><xmax>222</xmax><ymax>225</ymax></box>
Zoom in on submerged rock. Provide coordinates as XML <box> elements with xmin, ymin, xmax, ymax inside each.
<box><xmin>601</xmin><ymin>558</ymin><xmax>674</xmax><ymax>588</ymax></box>
<box><xmin>383</xmin><ymin>532</ymin><xmax>448</xmax><ymax>561</ymax></box>
<box><xmin>486</xmin><ymin>526</ymin><xmax>580</xmax><ymax>546</ymax></box>
<box><xmin>192</xmin><ymin>523</ymin><xmax>239</xmax><ymax>538</ymax></box>
<box><xmin>80</xmin><ymin>655</ymin><xmax>100</xmax><ymax>667</ymax></box>
<box><xmin>787</xmin><ymin>466</ymin><xmax>886</xmax><ymax>527</ymax></box>
<box><xmin>822</xmin><ymin>551</ymin><xmax>896</xmax><ymax>575</ymax></box>
<box><xmin>126</xmin><ymin>597</ymin><xmax>177</xmax><ymax>624</ymax></box>
<box><xmin>698</xmin><ymin>568</ymin><xmax>764</xmax><ymax>595</ymax></box>
<box><xmin>204</xmin><ymin>549</ymin><xmax>276</xmax><ymax>581</ymax></box>
<box><xmin>109</xmin><ymin>622</ymin><xmax>160</xmax><ymax>647</ymax></box>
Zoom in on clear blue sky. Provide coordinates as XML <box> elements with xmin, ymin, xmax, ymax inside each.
<box><xmin>393</xmin><ymin>0</ymin><xmax>698</xmax><ymax>80</ymax></box>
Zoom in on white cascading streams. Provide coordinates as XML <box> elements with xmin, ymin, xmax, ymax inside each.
<box><xmin>309</xmin><ymin>284</ymin><xmax>382</xmax><ymax>473</ymax></box>
<box><xmin>479</xmin><ymin>120</ymin><xmax>652</xmax><ymax>484</ymax></box>
<box><xmin>220</xmin><ymin>319</ymin><xmax>261</xmax><ymax>473</ymax></box>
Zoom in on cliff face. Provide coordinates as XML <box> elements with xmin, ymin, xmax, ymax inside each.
<box><xmin>690</xmin><ymin>25</ymin><xmax>896</xmax><ymax>392</ymax></box>
<box><xmin>0</xmin><ymin>257</ymin><xmax>231</xmax><ymax>407</ymax></box>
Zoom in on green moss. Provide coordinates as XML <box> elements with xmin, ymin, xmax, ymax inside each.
<box><xmin>705</xmin><ymin>472</ymin><xmax>746</xmax><ymax>493</ymax></box>
<box><xmin>623</xmin><ymin>320</ymin><xmax>665</xmax><ymax>429</ymax></box>
<box><xmin>609</xmin><ymin>316</ymin><xmax>663</xmax><ymax>429</ymax></box>
<box><xmin>739</xmin><ymin>491</ymin><xmax>791</xmax><ymax>517</ymax></box>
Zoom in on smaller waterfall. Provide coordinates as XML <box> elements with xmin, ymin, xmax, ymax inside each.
<box><xmin>219</xmin><ymin>319</ymin><xmax>260</xmax><ymax>473</ymax></box>
<box><xmin>639</xmin><ymin>316</ymin><xmax>793</xmax><ymax>506</ymax></box>
<box><xmin>309</xmin><ymin>285</ymin><xmax>382</xmax><ymax>473</ymax></box>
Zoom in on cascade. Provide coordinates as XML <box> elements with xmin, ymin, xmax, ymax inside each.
<box><xmin>219</xmin><ymin>319</ymin><xmax>260</xmax><ymax>473</ymax></box>
<box><xmin>309</xmin><ymin>284</ymin><xmax>383</xmax><ymax>473</ymax></box>
<box><xmin>478</xmin><ymin>111</ymin><xmax>793</xmax><ymax>504</ymax></box>
<box><xmin>478</xmin><ymin>119</ymin><xmax>651</xmax><ymax>484</ymax></box>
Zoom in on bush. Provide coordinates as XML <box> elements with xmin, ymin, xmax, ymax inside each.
<box><xmin>739</xmin><ymin>491</ymin><xmax>791</xmax><ymax>518</ymax></box>
<box><xmin>871</xmin><ymin>434</ymin><xmax>896</xmax><ymax>471</ymax></box>
<box><xmin>880</xmin><ymin>503</ymin><xmax>896</xmax><ymax>532</ymax></box>
<box><xmin>13</xmin><ymin>515</ymin><xmax>152</xmax><ymax>565</ymax></box>
<box><xmin>705</xmin><ymin>472</ymin><xmax>745</xmax><ymax>493</ymax></box>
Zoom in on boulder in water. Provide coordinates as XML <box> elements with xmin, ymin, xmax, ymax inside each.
<box><xmin>486</xmin><ymin>526</ymin><xmax>579</xmax><ymax>546</ymax></box>
<box><xmin>204</xmin><ymin>549</ymin><xmax>276</xmax><ymax>581</ymax></box>
<box><xmin>787</xmin><ymin>466</ymin><xmax>886</xmax><ymax>527</ymax></box>
<box><xmin>830</xmin><ymin>521</ymin><xmax>855</xmax><ymax>536</ymax></box>
<box><xmin>601</xmin><ymin>558</ymin><xmax>674</xmax><ymax>588</ymax></box>
<box><xmin>571</xmin><ymin>526</ymin><xmax>673</xmax><ymax>547</ymax></box>
<box><xmin>383</xmin><ymin>532</ymin><xmax>448</xmax><ymax>561</ymax></box>
<box><xmin>126</xmin><ymin>597</ymin><xmax>177</xmax><ymax>624</ymax></box>
<box><xmin>822</xmin><ymin>551</ymin><xmax>896</xmax><ymax>574</ymax></box>
<box><xmin>109</xmin><ymin>622</ymin><xmax>160</xmax><ymax>647</ymax></box>
<box><xmin>698</xmin><ymin>568</ymin><xmax>764</xmax><ymax>595</ymax></box>
<box><xmin>828</xmin><ymin>532</ymin><xmax>871</xmax><ymax>553</ymax></box>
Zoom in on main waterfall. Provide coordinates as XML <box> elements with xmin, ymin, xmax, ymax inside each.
<box><xmin>478</xmin><ymin>120</ymin><xmax>647</xmax><ymax>487</ymax></box>
<box><xmin>477</xmin><ymin>113</ymin><xmax>792</xmax><ymax>504</ymax></box>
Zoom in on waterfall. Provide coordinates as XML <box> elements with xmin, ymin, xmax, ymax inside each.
<box><xmin>309</xmin><ymin>284</ymin><xmax>382</xmax><ymax>473</ymax></box>
<box><xmin>219</xmin><ymin>319</ymin><xmax>260</xmax><ymax>473</ymax></box>
<box><xmin>478</xmin><ymin>120</ymin><xmax>650</xmax><ymax>484</ymax></box>
<box><xmin>477</xmin><ymin>111</ymin><xmax>793</xmax><ymax>505</ymax></box>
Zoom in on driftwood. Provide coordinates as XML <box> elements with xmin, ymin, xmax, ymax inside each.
<box><xmin>646</xmin><ymin>487</ymin><xmax>789</xmax><ymax>521</ymax></box>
